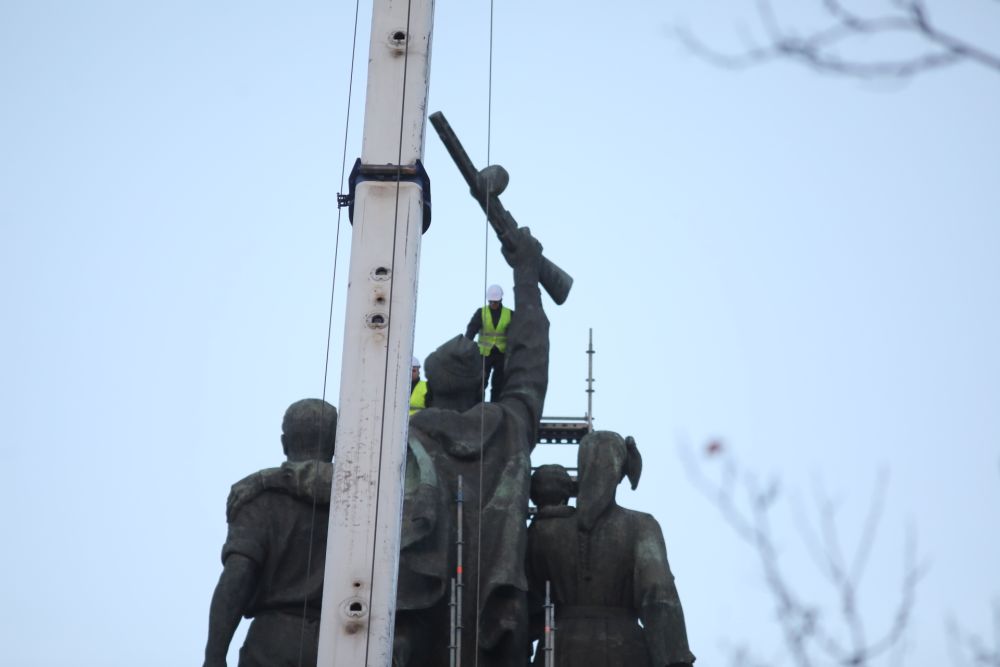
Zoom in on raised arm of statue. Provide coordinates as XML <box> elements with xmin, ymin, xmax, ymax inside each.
<box><xmin>497</xmin><ymin>227</ymin><xmax>549</xmax><ymax>439</ymax></box>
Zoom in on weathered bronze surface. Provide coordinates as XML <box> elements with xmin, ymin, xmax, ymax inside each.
<box><xmin>526</xmin><ymin>432</ymin><xmax>696</xmax><ymax>667</ymax></box>
<box><xmin>202</xmin><ymin>223</ymin><xmax>697</xmax><ymax>666</ymax></box>
<box><xmin>202</xmin><ymin>399</ymin><xmax>337</xmax><ymax>667</ymax></box>
<box><xmin>530</xmin><ymin>464</ymin><xmax>576</xmax><ymax>518</ymax></box>
<box><xmin>393</xmin><ymin>227</ymin><xmax>549</xmax><ymax>667</ymax></box>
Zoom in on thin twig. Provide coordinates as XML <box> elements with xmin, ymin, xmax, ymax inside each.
<box><xmin>669</xmin><ymin>0</ymin><xmax>1000</xmax><ymax>78</ymax></box>
<box><xmin>680</xmin><ymin>442</ymin><xmax>924</xmax><ymax>666</ymax></box>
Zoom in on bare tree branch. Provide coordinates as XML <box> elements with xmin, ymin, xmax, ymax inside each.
<box><xmin>849</xmin><ymin>469</ymin><xmax>888</xmax><ymax>588</ymax></box>
<box><xmin>670</xmin><ymin>0</ymin><xmax>1000</xmax><ymax>78</ymax></box>
<box><xmin>680</xmin><ymin>441</ymin><xmax>926</xmax><ymax>666</ymax></box>
<box><xmin>862</xmin><ymin>526</ymin><xmax>926</xmax><ymax>660</ymax></box>
<box><xmin>949</xmin><ymin>600</ymin><xmax>1000</xmax><ymax>667</ymax></box>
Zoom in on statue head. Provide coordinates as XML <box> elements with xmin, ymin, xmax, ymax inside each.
<box><xmin>424</xmin><ymin>334</ymin><xmax>483</xmax><ymax>411</ymax></box>
<box><xmin>530</xmin><ymin>464</ymin><xmax>576</xmax><ymax>509</ymax></box>
<box><xmin>575</xmin><ymin>430</ymin><xmax>642</xmax><ymax>531</ymax></box>
<box><xmin>281</xmin><ymin>398</ymin><xmax>337</xmax><ymax>462</ymax></box>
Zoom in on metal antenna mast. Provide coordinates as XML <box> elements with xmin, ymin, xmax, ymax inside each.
<box><xmin>317</xmin><ymin>1</ymin><xmax>435</xmax><ymax>665</ymax></box>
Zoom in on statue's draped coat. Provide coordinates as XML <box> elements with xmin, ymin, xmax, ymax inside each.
<box><xmin>395</xmin><ymin>274</ymin><xmax>549</xmax><ymax>667</ymax></box>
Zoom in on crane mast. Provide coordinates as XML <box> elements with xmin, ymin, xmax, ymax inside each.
<box><xmin>317</xmin><ymin>1</ymin><xmax>435</xmax><ymax>665</ymax></box>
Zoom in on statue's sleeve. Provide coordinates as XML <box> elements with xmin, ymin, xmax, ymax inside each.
<box><xmin>497</xmin><ymin>265</ymin><xmax>549</xmax><ymax>439</ymax></box>
<box><xmin>221</xmin><ymin>496</ymin><xmax>269</xmax><ymax>567</ymax></box>
<box><xmin>633</xmin><ymin>514</ymin><xmax>696</xmax><ymax>666</ymax></box>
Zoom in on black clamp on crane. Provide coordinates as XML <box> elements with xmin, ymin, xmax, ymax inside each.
<box><xmin>337</xmin><ymin>157</ymin><xmax>432</xmax><ymax>232</ymax></box>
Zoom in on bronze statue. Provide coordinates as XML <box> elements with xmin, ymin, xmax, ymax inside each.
<box><xmin>526</xmin><ymin>431</ymin><xmax>696</xmax><ymax>667</ymax></box>
<box><xmin>393</xmin><ymin>227</ymin><xmax>549</xmax><ymax>667</ymax></box>
<box><xmin>203</xmin><ymin>399</ymin><xmax>337</xmax><ymax>667</ymax></box>
<box><xmin>530</xmin><ymin>463</ymin><xmax>576</xmax><ymax>519</ymax></box>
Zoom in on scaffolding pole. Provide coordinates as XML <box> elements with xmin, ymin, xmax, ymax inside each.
<box><xmin>455</xmin><ymin>475</ymin><xmax>465</xmax><ymax>667</ymax></box>
<box><xmin>544</xmin><ymin>580</ymin><xmax>555</xmax><ymax>667</ymax></box>
<box><xmin>586</xmin><ymin>328</ymin><xmax>595</xmax><ymax>431</ymax></box>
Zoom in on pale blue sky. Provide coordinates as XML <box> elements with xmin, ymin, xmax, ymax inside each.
<box><xmin>2</xmin><ymin>1</ymin><xmax>998</xmax><ymax>665</ymax></box>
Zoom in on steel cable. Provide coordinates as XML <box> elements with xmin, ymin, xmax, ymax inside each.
<box><xmin>298</xmin><ymin>1</ymin><xmax>363</xmax><ymax>666</ymax></box>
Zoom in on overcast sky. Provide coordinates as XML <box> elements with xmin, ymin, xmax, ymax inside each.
<box><xmin>2</xmin><ymin>1</ymin><xmax>998</xmax><ymax>665</ymax></box>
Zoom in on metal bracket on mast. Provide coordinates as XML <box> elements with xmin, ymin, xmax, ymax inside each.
<box><xmin>337</xmin><ymin>157</ymin><xmax>432</xmax><ymax>231</ymax></box>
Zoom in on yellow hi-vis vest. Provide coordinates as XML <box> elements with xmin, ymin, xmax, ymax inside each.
<box><xmin>409</xmin><ymin>380</ymin><xmax>428</xmax><ymax>415</ymax></box>
<box><xmin>478</xmin><ymin>305</ymin><xmax>511</xmax><ymax>355</ymax></box>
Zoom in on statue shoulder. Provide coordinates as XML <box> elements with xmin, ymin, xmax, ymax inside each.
<box><xmin>622</xmin><ymin>507</ymin><xmax>665</xmax><ymax>533</ymax></box>
<box><xmin>226</xmin><ymin>461</ymin><xmax>334</xmax><ymax>522</ymax></box>
<box><xmin>408</xmin><ymin>403</ymin><xmax>504</xmax><ymax>458</ymax></box>
<box><xmin>226</xmin><ymin>467</ymin><xmax>275</xmax><ymax>522</ymax></box>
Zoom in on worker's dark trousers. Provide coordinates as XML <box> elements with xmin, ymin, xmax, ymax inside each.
<box><xmin>482</xmin><ymin>348</ymin><xmax>506</xmax><ymax>402</ymax></box>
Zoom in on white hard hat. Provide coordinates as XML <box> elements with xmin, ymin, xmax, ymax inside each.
<box><xmin>486</xmin><ymin>284</ymin><xmax>503</xmax><ymax>301</ymax></box>
<box><xmin>412</xmin><ymin>356</ymin><xmax>421</xmax><ymax>368</ymax></box>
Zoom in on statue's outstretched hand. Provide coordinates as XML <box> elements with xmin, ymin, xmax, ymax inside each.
<box><xmin>502</xmin><ymin>227</ymin><xmax>543</xmax><ymax>270</ymax></box>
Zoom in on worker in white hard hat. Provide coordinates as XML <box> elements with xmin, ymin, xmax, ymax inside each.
<box><xmin>409</xmin><ymin>356</ymin><xmax>428</xmax><ymax>415</ymax></box>
<box><xmin>464</xmin><ymin>284</ymin><xmax>514</xmax><ymax>402</ymax></box>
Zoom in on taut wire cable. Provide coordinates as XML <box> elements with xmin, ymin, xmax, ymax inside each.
<box><xmin>367</xmin><ymin>0</ymin><xmax>418</xmax><ymax>661</ymax></box>
<box><xmin>340</xmin><ymin>0</ymin><xmax>422</xmax><ymax>665</ymax></box>
<box><xmin>474</xmin><ymin>1</ymin><xmax>496</xmax><ymax>665</ymax></box>
<box><xmin>298</xmin><ymin>1</ymin><xmax>362</xmax><ymax>666</ymax></box>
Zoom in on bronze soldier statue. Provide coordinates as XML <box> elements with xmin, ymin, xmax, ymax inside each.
<box><xmin>393</xmin><ymin>227</ymin><xmax>549</xmax><ymax>667</ymax></box>
<box><xmin>526</xmin><ymin>431</ymin><xmax>696</xmax><ymax>667</ymax></box>
<box><xmin>203</xmin><ymin>399</ymin><xmax>337</xmax><ymax>667</ymax></box>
